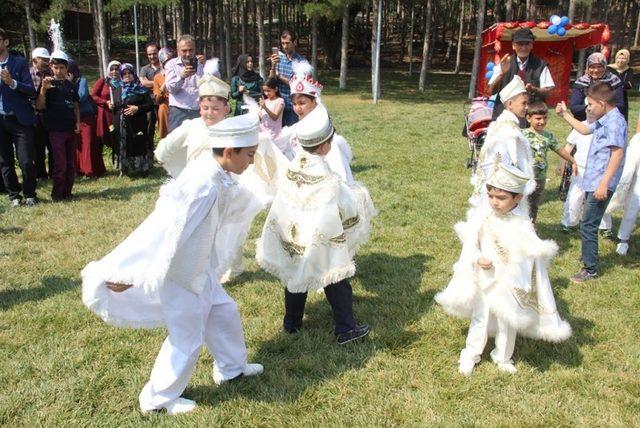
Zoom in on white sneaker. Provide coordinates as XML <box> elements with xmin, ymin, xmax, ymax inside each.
<box><xmin>496</xmin><ymin>362</ymin><xmax>518</xmax><ymax>374</ymax></box>
<box><xmin>214</xmin><ymin>363</ymin><xmax>264</xmax><ymax>385</ymax></box>
<box><xmin>141</xmin><ymin>397</ymin><xmax>197</xmax><ymax>415</ymax></box>
<box><xmin>458</xmin><ymin>359</ymin><xmax>475</xmax><ymax>376</ymax></box>
<box><xmin>616</xmin><ymin>242</ymin><xmax>629</xmax><ymax>256</ymax></box>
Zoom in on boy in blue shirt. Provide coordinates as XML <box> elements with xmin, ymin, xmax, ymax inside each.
<box><xmin>556</xmin><ymin>81</ymin><xmax>627</xmax><ymax>283</ymax></box>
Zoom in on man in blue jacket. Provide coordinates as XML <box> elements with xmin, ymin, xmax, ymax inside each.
<box><xmin>0</xmin><ymin>28</ymin><xmax>38</xmax><ymax>207</ymax></box>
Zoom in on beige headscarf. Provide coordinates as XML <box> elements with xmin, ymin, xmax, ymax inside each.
<box><xmin>609</xmin><ymin>49</ymin><xmax>630</xmax><ymax>73</ymax></box>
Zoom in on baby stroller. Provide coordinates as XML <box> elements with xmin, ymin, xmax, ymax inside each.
<box><xmin>462</xmin><ymin>97</ymin><xmax>493</xmax><ymax>172</ymax></box>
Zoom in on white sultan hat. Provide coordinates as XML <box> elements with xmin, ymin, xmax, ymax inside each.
<box><xmin>198</xmin><ymin>74</ymin><xmax>230</xmax><ymax>100</ymax></box>
<box><xmin>209</xmin><ymin>112</ymin><xmax>260</xmax><ymax>148</ymax></box>
<box><xmin>289</xmin><ymin>61</ymin><xmax>323</xmax><ymax>98</ymax></box>
<box><xmin>50</xmin><ymin>49</ymin><xmax>69</xmax><ymax>63</ymax></box>
<box><xmin>31</xmin><ymin>47</ymin><xmax>50</xmax><ymax>59</ymax></box>
<box><xmin>487</xmin><ymin>163</ymin><xmax>530</xmax><ymax>194</ymax></box>
<box><xmin>499</xmin><ymin>75</ymin><xmax>527</xmax><ymax>103</ymax></box>
<box><xmin>296</xmin><ymin>104</ymin><xmax>335</xmax><ymax>147</ymax></box>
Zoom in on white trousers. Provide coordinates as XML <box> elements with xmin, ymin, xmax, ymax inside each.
<box><xmin>139</xmin><ymin>277</ymin><xmax>248</xmax><ymax>410</ymax></box>
<box><xmin>460</xmin><ymin>294</ymin><xmax>516</xmax><ymax>365</ymax></box>
<box><xmin>562</xmin><ymin>178</ymin><xmax>585</xmax><ymax>227</ymax></box>
<box><xmin>600</xmin><ymin>182</ymin><xmax>640</xmax><ymax>241</ymax></box>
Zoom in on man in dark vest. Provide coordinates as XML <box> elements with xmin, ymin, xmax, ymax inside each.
<box><xmin>488</xmin><ymin>28</ymin><xmax>555</xmax><ymax>123</ymax></box>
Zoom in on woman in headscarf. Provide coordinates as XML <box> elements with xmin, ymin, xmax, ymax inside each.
<box><xmin>113</xmin><ymin>63</ymin><xmax>154</xmax><ymax>177</ymax></box>
<box><xmin>152</xmin><ymin>48</ymin><xmax>174</xmax><ymax>139</ymax></box>
<box><xmin>230</xmin><ymin>54</ymin><xmax>264</xmax><ymax>116</ymax></box>
<box><xmin>570</xmin><ymin>52</ymin><xmax>625</xmax><ymax>121</ymax></box>
<box><xmin>69</xmin><ymin>60</ymin><xmax>106</xmax><ymax>178</ymax></box>
<box><xmin>91</xmin><ymin>60</ymin><xmax>121</xmax><ymax>150</ymax></box>
<box><xmin>607</xmin><ymin>49</ymin><xmax>634</xmax><ymax>122</ymax></box>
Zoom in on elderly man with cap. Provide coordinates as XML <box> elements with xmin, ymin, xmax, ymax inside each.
<box><xmin>471</xmin><ymin>75</ymin><xmax>535</xmax><ymax>218</ymax></box>
<box><xmin>257</xmin><ymin>103</ymin><xmax>376</xmax><ymax>345</ymax></box>
<box><xmin>82</xmin><ymin>112</ymin><xmax>265</xmax><ymax>415</ymax></box>
<box><xmin>488</xmin><ymin>27</ymin><xmax>555</xmax><ymax>123</ymax></box>
<box><xmin>30</xmin><ymin>47</ymin><xmax>54</xmax><ymax>180</ymax></box>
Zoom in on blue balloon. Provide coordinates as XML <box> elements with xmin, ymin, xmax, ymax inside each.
<box><xmin>560</xmin><ymin>16</ymin><xmax>570</xmax><ymax>26</ymax></box>
<box><xmin>557</xmin><ymin>26</ymin><xmax>567</xmax><ymax>36</ymax></box>
<box><xmin>485</xmin><ymin>71</ymin><xmax>494</xmax><ymax>80</ymax></box>
<box><xmin>486</xmin><ymin>62</ymin><xmax>495</xmax><ymax>71</ymax></box>
<box><xmin>550</xmin><ymin>15</ymin><xmax>561</xmax><ymax>26</ymax></box>
<box><xmin>548</xmin><ymin>25</ymin><xmax>558</xmax><ymax>35</ymax></box>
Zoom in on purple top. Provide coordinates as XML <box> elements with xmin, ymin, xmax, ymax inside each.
<box><xmin>164</xmin><ymin>57</ymin><xmax>204</xmax><ymax>111</ymax></box>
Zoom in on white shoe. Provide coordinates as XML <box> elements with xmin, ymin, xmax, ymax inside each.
<box><xmin>496</xmin><ymin>362</ymin><xmax>517</xmax><ymax>374</ymax></box>
<box><xmin>214</xmin><ymin>363</ymin><xmax>264</xmax><ymax>385</ymax></box>
<box><xmin>458</xmin><ymin>359</ymin><xmax>475</xmax><ymax>376</ymax></box>
<box><xmin>616</xmin><ymin>242</ymin><xmax>629</xmax><ymax>256</ymax></box>
<box><xmin>141</xmin><ymin>397</ymin><xmax>197</xmax><ymax>415</ymax></box>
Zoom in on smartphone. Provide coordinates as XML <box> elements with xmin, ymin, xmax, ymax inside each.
<box><xmin>185</xmin><ymin>56</ymin><xmax>197</xmax><ymax>68</ymax></box>
<box><xmin>271</xmin><ymin>47</ymin><xmax>279</xmax><ymax>56</ymax></box>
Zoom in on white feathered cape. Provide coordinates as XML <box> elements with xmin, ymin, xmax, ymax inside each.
<box><xmin>81</xmin><ymin>156</ymin><xmax>262</xmax><ymax>328</ymax></box>
<box><xmin>435</xmin><ymin>207</ymin><xmax>571</xmax><ymax>342</ymax></box>
<box><xmin>606</xmin><ymin>132</ymin><xmax>640</xmax><ymax>214</ymax></box>
<box><xmin>256</xmin><ymin>152</ymin><xmax>375</xmax><ymax>293</ymax></box>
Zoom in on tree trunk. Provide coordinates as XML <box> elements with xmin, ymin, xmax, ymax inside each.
<box><xmin>223</xmin><ymin>0</ymin><xmax>233</xmax><ymax>79</ymax></box>
<box><xmin>399</xmin><ymin>2</ymin><xmax>406</xmax><ymax>61</ymax></box>
<box><xmin>311</xmin><ymin>11</ymin><xmax>318</xmax><ymax>78</ymax></box>
<box><xmin>256</xmin><ymin>0</ymin><xmax>266</xmax><ymax>78</ymax></box>
<box><xmin>175</xmin><ymin>1</ymin><xmax>183</xmax><ymax>38</ymax></box>
<box><xmin>568</xmin><ymin>0</ymin><xmax>576</xmax><ymax>21</ymax></box>
<box><xmin>454</xmin><ymin>0</ymin><xmax>465</xmax><ymax>74</ymax></box>
<box><xmin>370</xmin><ymin>0</ymin><xmax>377</xmax><ymax>84</ymax></box>
<box><xmin>468</xmin><ymin>0</ymin><xmax>486</xmax><ymax>98</ymax></box>
<box><xmin>418</xmin><ymin>0</ymin><xmax>432</xmax><ymax>92</ymax></box>
<box><xmin>157</xmin><ymin>7</ymin><xmax>167</xmax><ymax>48</ymax></box>
<box><xmin>408</xmin><ymin>2</ymin><xmax>415</xmax><ymax>74</ymax></box>
<box><xmin>635</xmin><ymin>6</ymin><xmax>640</xmax><ymax>46</ymax></box>
<box><xmin>339</xmin><ymin>3</ymin><xmax>349</xmax><ymax>89</ymax></box>
<box><xmin>241</xmin><ymin>0</ymin><xmax>247</xmax><ymax>54</ymax></box>
<box><xmin>372</xmin><ymin>0</ymin><xmax>382</xmax><ymax>102</ymax></box>
<box><xmin>24</xmin><ymin>0</ymin><xmax>36</xmax><ymax>52</ymax></box>
<box><xmin>576</xmin><ymin>2</ymin><xmax>592</xmax><ymax>77</ymax></box>
<box><xmin>505</xmin><ymin>0</ymin><xmax>513</xmax><ymax>21</ymax></box>
<box><xmin>96</xmin><ymin>0</ymin><xmax>109</xmax><ymax>78</ymax></box>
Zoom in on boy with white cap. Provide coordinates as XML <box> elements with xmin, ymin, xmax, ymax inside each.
<box><xmin>154</xmin><ymin>74</ymin><xmax>231</xmax><ymax>177</ymax></box>
<box><xmin>471</xmin><ymin>75</ymin><xmax>535</xmax><ymax>217</ymax></box>
<box><xmin>273</xmin><ymin>63</ymin><xmax>354</xmax><ymax>183</ymax></box>
<box><xmin>257</xmin><ymin>103</ymin><xmax>376</xmax><ymax>344</ymax></box>
<box><xmin>436</xmin><ymin>163</ymin><xmax>571</xmax><ymax>376</ymax></box>
<box><xmin>81</xmin><ymin>113</ymin><xmax>265</xmax><ymax>415</ymax></box>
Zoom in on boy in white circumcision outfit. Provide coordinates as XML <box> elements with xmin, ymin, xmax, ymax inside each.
<box><xmin>470</xmin><ymin>75</ymin><xmax>535</xmax><ymax>217</ymax></box>
<box><xmin>436</xmin><ymin>163</ymin><xmax>571</xmax><ymax>376</ymax></box>
<box><xmin>81</xmin><ymin>113</ymin><xmax>265</xmax><ymax>415</ymax></box>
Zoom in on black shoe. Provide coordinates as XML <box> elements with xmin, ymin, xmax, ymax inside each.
<box><xmin>337</xmin><ymin>324</ymin><xmax>370</xmax><ymax>345</ymax></box>
<box><xmin>571</xmin><ymin>269</ymin><xmax>598</xmax><ymax>284</ymax></box>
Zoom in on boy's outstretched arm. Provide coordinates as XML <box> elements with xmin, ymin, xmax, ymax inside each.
<box><xmin>556</xmin><ymin>102</ymin><xmax>591</xmax><ymax>135</ymax></box>
<box><xmin>554</xmin><ymin>148</ymin><xmax>578</xmax><ymax>176</ymax></box>
<box><xmin>594</xmin><ymin>147</ymin><xmax>624</xmax><ymax>200</ymax></box>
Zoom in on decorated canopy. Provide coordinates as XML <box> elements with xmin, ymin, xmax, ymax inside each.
<box><xmin>477</xmin><ymin>21</ymin><xmax>612</xmax><ymax>106</ymax></box>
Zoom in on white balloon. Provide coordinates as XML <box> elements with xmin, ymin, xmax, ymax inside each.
<box><xmin>551</xmin><ymin>15</ymin><xmax>561</xmax><ymax>26</ymax></box>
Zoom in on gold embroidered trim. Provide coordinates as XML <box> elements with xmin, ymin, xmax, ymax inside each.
<box><xmin>280</xmin><ymin>238</ymin><xmax>306</xmax><ymax>257</ymax></box>
<box><xmin>342</xmin><ymin>215</ymin><xmax>360</xmax><ymax>230</ymax></box>
<box><xmin>513</xmin><ymin>287</ymin><xmax>540</xmax><ymax>312</ymax></box>
<box><xmin>329</xmin><ymin>233</ymin><xmax>346</xmax><ymax>244</ymax></box>
<box><xmin>286</xmin><ymin>169</ymin><xmax>325</xmax><ymax>187</ymax></box>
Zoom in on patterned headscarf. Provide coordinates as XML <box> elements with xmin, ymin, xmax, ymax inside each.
<box><xmin>609</xmin><ymin>49</ymin><xmax>630</xmax><ymax>73</ymax></box>
<box><xmin>158</xmin><ymin>48</ymin><xmax>172</xmax><ymax>65</ymax></box>
<box><xmin>574</xmin><ymin>52</ymin><xmax>621</xmax><ymax>89</ymax></box>
<box><xmin>119</xmin><ymin>63</ymin><xmax>147</xmax><ymax>101</ymax></box>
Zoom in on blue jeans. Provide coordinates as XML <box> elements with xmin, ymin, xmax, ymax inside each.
<box><xmin>168</xmin><ymin>106</ymin><xmax>200</xmax><ymax>133</ymax></box>
<box><xmin>581</xmin><ymin>191</ymin><xmax>613</xmax><ymax>274</ymax></box>
<box><xmin>282</xmin><ymin>105</ymin><xmax>298</xmax><ymax>127</ymax></box>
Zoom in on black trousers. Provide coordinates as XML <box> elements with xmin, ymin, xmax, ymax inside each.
<box><xmin>33</xmin><ymin>115</ymin><xmax>53</xmax><ymax>179</ymax></box>
<box><xmin>0</xmin><ymin>115</ymin><xmax>37</xmax><ymax>200</ymax></box>
<box><xmin>284</xmin><ymin>279</ymin><xmax>356</xmax><ymax>335</ymax></box>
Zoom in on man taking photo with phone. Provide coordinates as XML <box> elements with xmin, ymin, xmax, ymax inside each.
<box><xmin>165</xmin><ymin>35</ymin><xmax>205</xmax><ymax>132</ymax></box>
<box><xmin>269</xmin><ymin>30</ymin><xmax>307</xmax><ymax>127</ymax></box>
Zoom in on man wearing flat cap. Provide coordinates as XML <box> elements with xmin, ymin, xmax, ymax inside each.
<box><xmin>489</xmin><ymin>27</ymin><xmax>555</xmax><ymax>122</ymax></box>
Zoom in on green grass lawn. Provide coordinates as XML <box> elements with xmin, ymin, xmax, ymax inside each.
<box><xmin>1</xmin><ymin>71</ymin><xmax>639</xmax><ymax>426</ymax></box>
